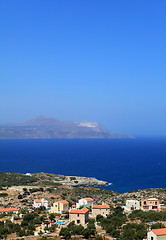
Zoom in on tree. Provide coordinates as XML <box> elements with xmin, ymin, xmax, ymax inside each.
<box><xmin>71</xmin><ymin>225</ymin><xmax>84</xmax><ymax>235</ymax></box>
<box><xmin>49</xmin><ymin>213</ymin><xmax>55</xmax><ymax>222</ymax></box>
<box><xmin>59</xmin><ymin>227</ymin><xmax>71</xmax><ymax>239</ymax></box>
<box><xmin>151</xmin><ymin>222</ymin><xmax>166</xmax><ymax>229</ymax></box>
<box><xmin>82</xmin><ymin>228</ymin><xmax>92</xmax><ymax>239</ymax></box>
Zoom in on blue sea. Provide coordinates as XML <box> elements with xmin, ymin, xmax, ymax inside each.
<box><xmin>0</xmin><ymin>137</ymin><xmax>166</xmax><ymax>193</ymax></box>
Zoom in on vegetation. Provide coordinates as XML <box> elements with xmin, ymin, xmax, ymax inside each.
<box><xmin>129</xmin><ymin>209</ymin><xmax>166</xmax><ymax>222</ymax></box>
<box><xmin>119</xmin><ymin>223</ymin><xmax>147</xmax><ymax>240</ymax></box>
<box><xmin>0</xmin><ymin>172</ymin><xmax>37</xmax><ymax>187</ymax></box>
<box><xmin>60</xmin><ymin>220</ymin><xmax>96</xmax><ymax>239</ymax></box>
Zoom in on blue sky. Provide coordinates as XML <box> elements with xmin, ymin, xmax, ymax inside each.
<box><xmin>1</xmin><ymin>0</ymin><xmax>166</xmax><ymax>136</ymax></box>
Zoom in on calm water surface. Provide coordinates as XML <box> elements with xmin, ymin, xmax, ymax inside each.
<box><xmin>0</xmin><ymin>137</ymin><xmax>166</xmax><ymax>193</ymax></box>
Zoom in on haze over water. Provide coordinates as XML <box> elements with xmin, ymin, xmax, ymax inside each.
<box><xmin>0</xmin><ymin>137</ymin><xmax>166</xmax><ymax>193</ymax></box>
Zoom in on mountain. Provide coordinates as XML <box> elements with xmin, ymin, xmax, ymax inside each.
<box><xmin>0</xmin><ymin>116</ymin><xmax>133</xmax><ymax>139</ymax></box>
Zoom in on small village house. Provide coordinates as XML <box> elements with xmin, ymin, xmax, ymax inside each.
<box><xmin>141</xmin><ymin>198</ymin><xmax>160</xmax><ymax>211</ymax></box>
<box><xmin>71</xmin><ymin>204</ymin><xmax>76</xmax><ymax>209</ymax></box>
<box><xmin>50</xmin><ymin>200</ymin><xmax>69</xmax><ymax>214</ymax></box>
<box><xmin>33</xmin><ymin>198</ymin><xmax>48</xmax><ymax>209</ymax></box>
<box><xmin>76</xmin><ymin>198</ymin><xmax>93</xmax><ymax>209</ymax></box>
<box><xmin>0</xmin><ymin>208</ymin><xmax>19</xmax><ymax>214</ymax></box>
<box><xmin>91</xmin><ymin>203</ymin><xmax>110</xmax><ymax>218</ymax></box>
<box><xmin>147</xmin><ymin>228</ymin><xmax>166</xmax><ymax>240</ymax></box>
<box><xmin>69</xmin><ymin>207</ymin><xmax>89</xmax><ymax>226</ymax></box>
<box><xmin>126</xmin><ymin>200</ymin><xmax>140</xmax><ymax>211</ymax></box>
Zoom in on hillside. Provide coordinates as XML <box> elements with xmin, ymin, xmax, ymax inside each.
<box><xmin>0</xmin><ymin>115</ymin><xmax>132</xmax><ymax>139</ymax></box>
<box><xmin>0</xmin><ymin>172</ymin><xmax>109</xmax><ymax>188</ymax></box>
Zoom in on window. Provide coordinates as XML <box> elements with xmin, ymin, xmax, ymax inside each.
<box><xmin>77</xmin><ymin>214</ymin><xmax>79</xmax><ymax>217</ymax></box>
<box><xmin>144</xmin><ymin>201</ymin><xmax>146</xmax><ymax>205</ymax></box>
<box><xmin>151</xmin><ymin>237</ymin><xmax>153</xmax><ymax>240</ymax></box>
<box><xmin>155</xmin><ymin>202</ymin><xmax>157</xmax><ymax>205</ymax></box>
<box><xmin>77</xmin><ymin>220</ymin><xmax>80</xmax><ymax>224</ymax></box>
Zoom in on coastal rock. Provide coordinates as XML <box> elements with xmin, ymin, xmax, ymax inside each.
<box><xmin>32</xmin><ymin>172</ymin><xmax>109</xmax><ymax>187</ymax></box>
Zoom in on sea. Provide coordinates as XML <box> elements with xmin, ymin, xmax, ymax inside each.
<box><xmin>0</xmin><ymin>137</ymin><xmax>166</xmax><ymax>193</ymax></box>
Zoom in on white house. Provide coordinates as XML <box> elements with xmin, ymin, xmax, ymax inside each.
<box><xmin>76</xmin><ymin>198</ymin><xmax>93</xmax><ymax>209</ymax></box>
<box><xmin>0</xmin><ymin>208</ymin><xmax>19</xmax><ymax>214</ymax></box>
<box><xmin>147</xmin><ymin>228</ymin><xmax>166</xmax><ymax>240</ymax></box>
<box><xmin>33</xmin><ymin>198</ymin><xmax>48</xmax><ymax>209</ymax></box>
<box><xmin>126</xmin><ymin>200</ymin><xmax>140</xmax><ymax>211</ymax></box>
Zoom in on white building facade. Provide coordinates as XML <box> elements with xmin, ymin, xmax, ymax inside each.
<box><xmin>33</xmin><ymin>198</ymin><xmax>48</xmax><ymax>209</ymax></box>
<box><xmin>76</xmin><ymin>198</ymin><xmax>93</xmax><ymax>209</ymax></box>
<box><xmin>126</xmin><ymin>200</ymin><xmax>140</xmax><ymax>211</ymax></box>
<box><xmin>147</xmin><ymin>228</ymin><xmax>166</xmax><ymax>240</ymax></box>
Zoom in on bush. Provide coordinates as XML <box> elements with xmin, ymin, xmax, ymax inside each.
<box><xmin>59</xmin><ymin>227</ymin><xmax>71</xmax><ymax>239</ymax></box>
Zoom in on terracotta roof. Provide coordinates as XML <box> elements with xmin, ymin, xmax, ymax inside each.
<box><xmin>60</xmin><ymin>200</ymin><xmax>68</xmax><ymax>204</ymax></box>
<box><xmin>152</xmin><ymin>228</ymin><xmax>166</xmax><ymax>236</ymax></box>
<box><xmin>93</xmin><ymin>204</ymin><xmax>110</xmax><ymax>209</ymax></box>
<box><xmin>85</xmin><ymin>198</ymin><xmax>93</xmax><ymax>202</ymax></box>
<box><xmin>0</xmin><ymin>208</ymin><xmax>19</xmax><ymax>212</ymax></box>
<box><xmin>34</xmin><ymin>199</ymin><xmax>42</xmax><ymax>203</ymax></box>
<box><xmin>72</xmin><ymin>205</ymin><xmax>76</xmax><ymax>208</ymax></box>
<box><xmin>70</xmin><ymin>207</ymin><xmax>88</xmax><ymax>214</ymax></box>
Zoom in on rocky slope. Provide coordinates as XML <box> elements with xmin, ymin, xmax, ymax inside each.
<box><xmin>32</xmin><ymin>172</ymin><xmax>109</xmax><ymax>187</ymax></box>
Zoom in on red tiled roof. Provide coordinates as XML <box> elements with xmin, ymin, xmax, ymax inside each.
<box><xmin>72</xmin><ymin>205</ymin><xmax>76</xmax><ymax>208</ymax></box>
<box><xmin>34</xmin><ymin>199</ymin><xmax>42</xmax><ymax>203</ymax></box>
<box><xmin>85</xmin><ymin>198</ymin><xmax>93</xmax><ymax>202</ymax></box>
<box><xmin>60</xmin><ymin>200</ymin><xmax>68</xmax><ymax>204</ymax></box>
<box><xmin>152</xmin><ymin>228</ymin><xmax>166</xmax><ymax>236</ymax></box>
<box><xmin>0</xmin><ymin>208</ymin><xmax>19</xmax><ymax>212</ymax></box>
<box><xmin>70</xmin><ymin>207</ymin><xmax>88</xmax><ymax>214</ymax></box>
<box><xmin>93</xmin><ymin>204</ymin><xmax>110</xmax><ymax>209</ymax></box>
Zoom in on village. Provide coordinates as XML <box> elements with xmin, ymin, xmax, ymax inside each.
<box><xmin>1</xmin><ymin>183</ymin><xmax>166</xmax><ymax>240</ymax></box>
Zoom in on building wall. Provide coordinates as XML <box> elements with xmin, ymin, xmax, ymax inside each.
<box><xmin>126</xmin><ymin>200</ymin><xmax>140</xmax><ymax>211</ymax></box>
<box><xmin>86</xmin><ymin>200</ymin><xmax>93</xmax><ymax>208</ymax></box>
<box><xmin>42</xmin><ymin>200</ymin><xmax>48</xmax><ymax>209</ymax></box>
<box><xmin>50</xmin><ymin>202</ymin><xmax>59</xmax><ymax>213</ymax></box>
<box><xmin>76</xmin><ymin>199</ymin><xmax>93</xmax><ymax>208</ymax></box>
<box><xmin>69</xmin><ymin>212</ymin><xmax>88</xmax><ymax>226</ymax></box>
<box><xmin>147</xmin><ymin>231</ymin><xmax>166</xmax><ymax>240</ymax></box>
<box><xmin>33</xmin><ymin>199</ymin><xmax>48</xmax><ymax>209</ymax></box>
<box><xmin>92</xmin><ymin>208</ymin><xmax>110</xmax><ymax>218</ymax></box>
<box><xmin>33</xmin><ymin>202</ymin><xmax>41</xmax><ymax>208</ymax></box>
<box><xmin>59</xmin><ymin>202</ymin><xmax>69</xmax><ymax>212</ymax></box>
<box><xmin>0</xmin><ymin>210</ymin><xmax>18</xmax><ymax>214</ymax></box>
<box><xmin>50</xmin><ymin>201</ymin><xmax>69</xmax><ymax>213</ymax></box>
<box><xmin>141</xmin><ymin>199</ymin><xmax>159</xmax><ymax>210</ymax></box>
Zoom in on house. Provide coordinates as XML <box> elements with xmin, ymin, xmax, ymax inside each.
<box><xmin>125</xmin><ymin>200</ymin><xmax>140</xmax><ymax>211</ymax></box>
<box><xmin>0</xmin><ymin>208</ymin><xmax>19</xmax><ymax>214</ymax></box>
<box><xmin>76</xmin><ymin>198</ymin><xmax>93</xmax><ymax>209</ymax></box>
<box><xmin>141</xmin><ymin>198</ymin><xmax>160</xmax><ymax>211</ymax></box>
<box><xmin>25</xmin><ymin>173</ymin><xmax>32</xmax><ymax>177</ymax></box>
<box><xmin>69</xmin><ymin>207</ymin><xmax>89</xmax><ymax>226</ymax></box>
<box><xmin>50</xmin><ymin>200</ymin><xmax>69</xmax><ymax>214</ymax></box>
<box><xmin>91</xmin><ymin>203</ymin><xmax>110</xmax><ymax>218</ymax></box>
<box><xmin>71</xmin><ymin>204</ymin><xmax>76</xmax><ymax>209</ymax></box>
<box><xmin>33</xmin><ymin>198</ymin><xmax>48</xmax><ymax>209</ymax></box>
<box><xmin>147</xmin><ymin>228</ymin><xmax>166</xmax><ymax>240</ymax></box>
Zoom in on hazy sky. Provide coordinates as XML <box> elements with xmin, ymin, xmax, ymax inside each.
<box><xmin>1</xmin><ymin>0</ymin><xmax>166</xmax><ymax>136</ymax></box>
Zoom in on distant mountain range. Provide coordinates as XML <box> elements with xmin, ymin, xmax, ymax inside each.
<box><xmin>0</xmin><ymin>116</ymin><xmax>133</xmax><ymax>139</ymax></box>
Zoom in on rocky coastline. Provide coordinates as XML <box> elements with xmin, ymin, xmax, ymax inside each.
<box><xmin>32</xmin><ymin>172</ymin><xmax>109</xmax><ymax>187</ymax></box>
